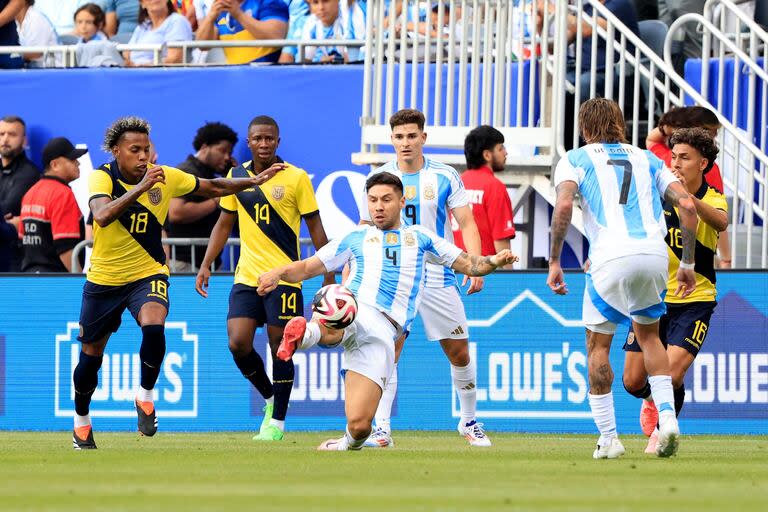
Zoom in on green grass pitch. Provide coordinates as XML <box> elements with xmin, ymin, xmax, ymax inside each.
<box><xmin>1</xmin><ymin>432</ymin><xmax>766</xmax><ymax>511</ymax></box>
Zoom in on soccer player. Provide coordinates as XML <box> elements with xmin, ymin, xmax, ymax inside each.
<box><xmin>362</xmin><ymin>108</ymin><xmax>489</xmax><ymax>448</ymax></box>
<box><xmin>547</xmin><ymin>98</ymin><xmax>698</xmax><ymax>459</ymax></box>
<box><xmin>622</xmin><ymin>128</ymin><xmax>727</xmax><ymax>453</ymax></box>
<box><xmin>257</xmin><ymin>172</ymin><xmax>518</xmax><ymax>451</ymax></box>
<box><xmin>195</xmin><ymin>115</ymin><xmax>334</xmax><ymax>442</ymax></box>
<box><xmin>73</xmin><ymin>116</ymin><xmax>281</xmax><ymax>450</ymax></box>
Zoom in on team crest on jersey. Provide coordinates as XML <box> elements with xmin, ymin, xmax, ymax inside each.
<box><xmin>271</xmin><ymin>185</ymin><xmax>285</xmax><ymax>201</ymax></box>
<box><xmin>423</xmin><ymin>185</ymin><xmax>435</xmax><ymax>200</ymax></box>
<box><xmin>148</xmin><ymin>187</ymin><xmax>162</xmax><ymax>205</ymax></box>
<box><xmin>385</xmin><ymin>233</ymin><xmax>399</xmax><ymax>244</ymax></box>
<box><xmin>405</xmin><ymin>186</ymin><xmax>417</xmax><ymax>200</ymax></box>
<box><xmin>404</xmin><ymin>232</ymin><xmax>415</xmax><ymax>246</ymax></box>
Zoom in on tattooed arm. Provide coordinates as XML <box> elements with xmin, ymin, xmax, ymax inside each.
<box><xmin>450</xmin><ymin>250</ymin><xmax>518</xmax><ymax>276</ymax></box>
<box><xmin>664</xmin><ymin>181</ymin><xmax>698</xmax><ymax>298</ymax></box>
<box><xmin>547</xmin><ymin>181</ymin><xmax>578</xmax><ymax>295</ymax></box>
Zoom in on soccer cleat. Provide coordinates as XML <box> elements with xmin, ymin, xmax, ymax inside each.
<box><xmin>458</xmin><ymin>420</ymin><xmax>492</xmax><ymax>447</ymax></box>
<box><xmin>317</xmin><ymin>437</ymin><xmax>347</xmax><ymax>451</ymax></box>
<box><xmin>72</xmin><ymin>426</ymin><xmax>97</xmax><ymax>450</ymax></box>
<box><xmin>645</xmin><ymin>429</ymin><xmax>659</xmax><ymax>454</ymax></box>
<box><xmin>277</xmin><ymin>316</ymin><xmax>307</xmax><ymax>361</ymax></box>
<box><xmin>592</xmin><ymin>437</ymin><xmax>626</xmax><ymax>459</ymax></box>
<box><xmin>135</xmin><ymin>400</ymin><xmax>158</xmax><ymax>437</ymax></box>
<box><xmin>640</xmin><ymin>399</ymin><xmax>658</xmax><ymax>437</ymax></box>
<box><xmin>656</xmin><ymin>418</ymin><xmax>680</xmax><ymax>458</ymax></box>
<box><xmin>259</xmin><ymin>403</ymin><xmax>274</xmax><ymax>433</ymax></box>
<box><xmin>363</xmin><ymin>426</ymin><xmax>394</xmax><ymax>448</ymax></box>
<box><xmin>253</xmin><ymin>424</ymin><xmax>284</xmax><ymax>441</ymax></box>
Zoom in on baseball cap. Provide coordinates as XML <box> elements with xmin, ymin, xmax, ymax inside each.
<box><xmin>42</xmin><ymin>137</ymin><xmax>88</xmax><ymax>168</ymax></box>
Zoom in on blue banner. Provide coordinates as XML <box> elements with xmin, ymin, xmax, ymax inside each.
<box><xmin>0</xmin><ymin>272</ymin><xmax>765</xmax><ymax>434</ymax></box>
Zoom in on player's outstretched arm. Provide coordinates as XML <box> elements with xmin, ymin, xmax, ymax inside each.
<box><xmin>196</xmin><ymin>163</ymin><xmax>286</xmax><ymax>198</ymax></box>
<box><xmin>665</xmin><ymin>181</ymin><xmax>698</xmax><ymax>298</ymax></box>
<box><xmin>450</xmin><ymin>250</ymin><xmax>518</xmax><ymax>276</ymax></box>
<box><xmin>195</xmin><ymin>210</ymin><xmax>237</xmax><ymax>298</ymax></box>
<box><xmin>257</xmin><ymin>256</ymin><xmax>328</xmax><ymax>296</ymax></box>
<box><xmin>90</xmin><ymin>165</ymin><xmax>166</xmax><ymax>227</ymax></box>
<box><xmin>547</xmin><ymin>181</ymin><xmax>577</xmax><ymax>295</ymax></box>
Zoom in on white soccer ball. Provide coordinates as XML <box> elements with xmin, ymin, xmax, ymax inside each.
<box><xmin>311</xmin><ymin>284</ymin><xmax>358</xmax><ymax>330</ymax></box>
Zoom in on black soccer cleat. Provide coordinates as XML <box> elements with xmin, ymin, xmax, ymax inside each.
<box><xmin>135</xmin><ymin>400</ymin><xmax>158</xmax><ymax>437</ymax></box>
<box><xmin>72</xmin><ymin>427</ymin><xmax>97</xmax><ymax>450</ymax></box>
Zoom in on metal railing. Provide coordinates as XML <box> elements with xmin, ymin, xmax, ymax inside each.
<box><xmin>0</xmin><ymin>39</ymin><xmax>366</xmax><ymax>68</ymax></box>
<box><xmin>71</xmin><ymin>237</ymin><xmax>314</xmax><ymax>274</ymax></box>
<box><xmin>559</xmin><ymin>0</ymin><xmax>768</xmax><ymax>268</ymax></box>
<box><xmin>355</xmin><ymin>0</ymin><xmax>559</xmax><ymax>169</ymax></box>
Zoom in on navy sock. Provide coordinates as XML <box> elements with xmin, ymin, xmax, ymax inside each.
<box><xmin>674</xmin><ymin>384</ymin><xmax>686</xmax><ymax>417</ymax></box>
<box><xmin>623</xmin><ymin>379</ymin><xmax>652</xmax><ymax>400</ymax></box>
<box><xmin>272</xmin><ymin>359</ymin><xmax>294</xmax><ymax>421</ymax></box>
<box><xmin>73</xmin><ymin>351</ymin><xmax>103</xmax><ymax>416</ymax></box>
<box><xmin>234</xmin><ymin>350</ymin><xmax>274</xmax><ymax>400</ymax></box>
<box><xmin>139</xmin><ymin>325</ymin><xmax>166</xmax><ymax>390</ymax></box>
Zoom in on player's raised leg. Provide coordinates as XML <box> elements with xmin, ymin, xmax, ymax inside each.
<box><xmin>133</xmin><ymin>301</ymin><xmax>169</xmax><ymax>437</ymax></box>
<box><xmin>72</xmin><ymin>334</ymin><xmax>109</xmax><ymax>450</ymax></box>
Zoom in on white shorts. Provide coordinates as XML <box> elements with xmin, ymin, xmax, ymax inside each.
<box><xmin>341</xmin><ymin>303</ymin><xmax>397</xmax><ymax>390</ymax></box>
<box><xmin>583</xmin><ymin>254</ymin><xmax>668</xmax><ymax>335</ymax></box>
<box><xmin>417</xmin><ymin>285</ymin><xmax>470</xmax><ymax>341</ymax></box>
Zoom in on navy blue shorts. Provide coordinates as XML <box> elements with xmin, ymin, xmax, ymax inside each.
<box><xmin>227</xmin><ymin>283</ymin><xmax>303</xmax><ymax>327</ymax></box>
<box><xmin>623</xmin><ymin>302</ymin><xmax>716</xmax><ymax>357</ymax></box>
<box><xmin>78</xmin><ymin>275</ymin><xmax>170</xmax><ymax>343</ymax></box>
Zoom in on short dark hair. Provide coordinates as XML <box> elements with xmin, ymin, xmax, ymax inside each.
<box><xmin>248</xmin><ymin>115</ymin><xmax>279</xmax><ymax>134</ymax></box>
<box><xmin>193</xmin><ymin>122</ymin><xmax>238</xmax><ymax>151</ymax></box>
<box><xmin>669</xmin><ymin>127</ymin><xmax>720</xmax><ymax>173</ymax></box>
<box><xmin>578</xmin><ymin>98</ymin><xmax>627</xmax><ymax>144</ymax></box>
<box><xmin>74</xmin><ymin>3</ymin><xmax>106</xmax><ymax>28</ymax></box>
<box><xmin>0</xmin><ymin>115</ymin><xmax>26</xmax><ymax>131</ymax></box>
<box><xmin>103</xmin><ymin>116</ymin><xmax>150</xmax><ymax>152</ymax></box>
<box><xmin>659</xmin><ymin>106</ymin><xmax>720</xmax><ymax>131</ymax></box>
<box><xmin>464</xmin><ymin>125</ymin><xmax>505</xmax><ymax>169</ymax></box>
<box><xmin>365</xmin><ymin>171</ymin><xmax>403</xmax><ymax>195</ymax></box>
<box><xmin>138</xmin><ymin>0</ymin><xmax>174</xmax><ymax>25</ymax></box>
<box><xmin>389</xmin><ymin>109</ymin><xmax>425</xmax><ymax>131</ymax></box>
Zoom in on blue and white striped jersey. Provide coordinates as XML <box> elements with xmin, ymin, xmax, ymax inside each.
<box><xmin>362</xmin><ymin>157</ymin><xmax>468</xmax><ymax>288</ymax></box>
<box><xmin>554</xmin><ymin>143</ymin><xmax>679</xmax><ymax>268</ymax></box>
<box><xmin>314</xmin><ymin>224</ymin><xmax>463</xmax><ymax>330</ymax></box>
<box><xmin>293</xmin><ymin>0</ymin><xmax>365</xmax><ymax>62</ymax></box>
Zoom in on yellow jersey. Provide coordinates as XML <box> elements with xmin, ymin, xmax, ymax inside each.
<box><xmin>664</xmin><ymin>182</ymin><xmax>727</xmax><ymax>304</ymax></box>
<box><xmin>220</xmin><ymin>159</ymin><xmax>319</xmax><ymax>288</ymax></box>
<box><xmin>87</xmin><ymin>161</ymin><xmax>198</xmax><ymax>286</ymax></box>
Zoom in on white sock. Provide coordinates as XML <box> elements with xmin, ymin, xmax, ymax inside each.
<box><xmin>346</xmin><ymin>426</ymin><xmax>365</xmax><ymax>451</ymax></box>
<box><xmin>269</xmin><ymin>418</ymin><xmax>285</xmax><ymax>431</ymax></box>
<box><xmin>136</xmin><ymin>386</ymin><xmax>153</xmax><ymax>403</ymax></box>
<box><xmin>266</xmin><ymin>396</ymin><xmax>274</xmax><ymax>406</ymax></box>
<box><xmin>299</xmin><ymin>322</ymin><xmax>321</xmax><ymax>350</ymax></box>
<box><xmin>588</xmin><ymin>392</ymin><xmax>617</xmax><ymax>446</ymax></box>
<box><xmin>648</xmin><ymin>375</ymin><xmax>676</xmax><ymax>422</ymax></box>
<box><xmin>451</xmin><ymin>361</ymin><xmax>477</xmax><ymax>426</ymax></box>
<box><xmin>374</xmin><ymin>364</ymin><xmax>397</xmax><ymax>432</ymax></box>
<box><xmin>74</xmin><ymin>414</ymin><xmax>91</xmax><ymax>428</ymax></box>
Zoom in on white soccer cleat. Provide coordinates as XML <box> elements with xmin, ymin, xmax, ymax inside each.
<box><xmin>655</xmin><ymin>418</ymin><xmax>680</xmax><ymax>458</ymax></box>
<box><xmin>458</xmin><ymin>420</ymin><xmax>492</xmax><ymax>447</ymax></box>
<box><xmin>317</xmin><ymin>437</ymin><xmax>348</xmax><ymax>451</ymax></box>
<box><xmin>592</xmin><ymin>437</ymin><xmax>626</xmax><ymax>459</ymax></box>
<box><xmin>363</xmin><ymin>426</ymin><xmax>394</xmax><ymax>448</ymax></box>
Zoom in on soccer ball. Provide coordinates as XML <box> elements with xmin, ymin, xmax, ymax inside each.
<box><xmin>311</xmin><ymin>284</ymin><xmax>358</xmax><ymax>330</ymax></box>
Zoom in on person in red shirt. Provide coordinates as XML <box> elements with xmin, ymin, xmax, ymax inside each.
<box><xmin>453</xmin><ymin>125</ymin><xmax>516</xmax><ymax>264</ymax></box>
<box><xmin>19</xmin><ymin>137</ymin><xmax>86</xmax><ymax>272</ymax></box>
<box><xmin>646</xmin><ymin>106</ymin><xmax>731</xmax><ymax>268</ymax></box>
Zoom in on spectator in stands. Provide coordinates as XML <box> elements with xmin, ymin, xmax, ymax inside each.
<box><xmin>125</xmin><ymin>0</ymin><xmax>193</xmax><ymax>66</ymax></box>
<box><xmin>633</xmin><ymin>0</ymin><xmax>658</xmax><ymax>20</ymax></box>
<box><xmin>283</xmin><ymin>0</ymin><xmax>364</xmax><ymax>63</ymax></box>
<box><xmin>34</xmin><ymin>0</ymin><xmax>87</xmax><ymax>35</ymax></box>
<box><xmin>278</xmin><ymin>0</ymin><xmax>310</xmax><ymax>62</ymax></box>
<box><xmin>452</xmin><ymin>125</ymin><xmax>516</xmax><ymax>266</ymax></box>
<box><xmin>74</xmin><ymin>3</ymin><xmax>108</xmax><ymax>42</ymax></box>
<box><xmin>196</xmin><ymin>0</ymin><xmax>288</xmax><ymax>64</ymax></box>
<box><xmin>647</xmin><ymin>105</ymin><xmax>732</xmax><ymax>268</ymax></box>
<box><xmin>16</xmin><ymin>0</ymin><xmax>59</xmax><ymax>67</ymax></box>
<box><xmin>659</xmin><ymin>0</ymin><xmax>704</xmax><ymax>59</ymax></box>
<box><xmin>0</xmin><ymin>0</ymin><xmax>24</xmax><ymax>69</ymax></box>
<box><xmin>19</xmin><ymin>137</ymin><xmax>86</xmax><ymax>273</ymax></box>
<box><xmin>167</xmin><ymin>122</ymin><xmax>238</xmax><ymax>272</ymax></box>
<box><xmin>0</xmin><ymin>115</ymin><xmax>40</xmax><ymax>271</ymax></box>
<box><xmin>100</xmin><ymin>0</ymin><xmax>139</xmax><ymax>37</ymax></box>
<box><xmin>174</xmin><ymin>0</ymin><xmax>196</xmax><ymax>28</ymax></box>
